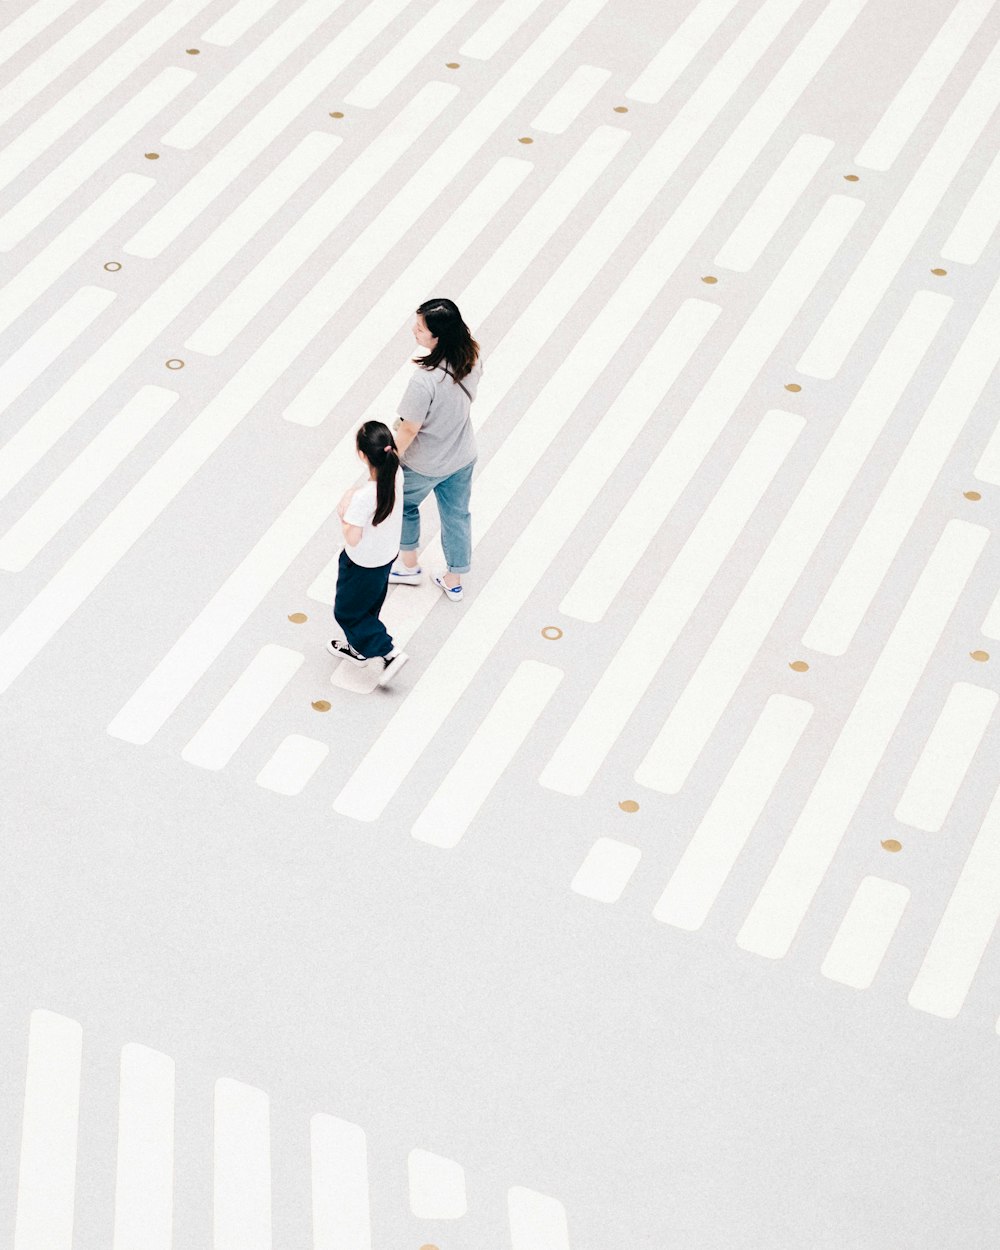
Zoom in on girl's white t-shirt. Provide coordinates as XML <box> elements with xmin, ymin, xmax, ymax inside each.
<box><xmin>343</xmin><ymin>468</ymin><xmax>404</xmax><ymax>567</ymax></box>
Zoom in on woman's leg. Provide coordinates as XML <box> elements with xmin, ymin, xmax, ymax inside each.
<box><xmin>433</xmin><ymin>460</ymin><xmax>475</xmax><ymax>584</ymax></box>
<box><xmin>399</xmin><ymin>467</ymin><xmax>435</xmax><ymax>569</ymax></box>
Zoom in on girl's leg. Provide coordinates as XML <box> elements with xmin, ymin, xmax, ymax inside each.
<box><xmin>399</xmin><ymin>467</ymin><xmax>435</xmax><ymax>568</ymax></box>
<box><xmin>333</xmin><ymin>551</ymin><xmax>371</xmax><ymax>653</ymax></box>
<box><xmin>341</xmin><ymin>562</ymin><xmax>393</xmax><ymax>658</ymax></box>
<box><xmin>433</xmin><ymin>460</ymin><xmax>475</xmax><ymax>584</ymax></box>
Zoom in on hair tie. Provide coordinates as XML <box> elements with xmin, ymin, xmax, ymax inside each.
<box><xmin>384</xmin><ymin>445</ymin><xmax>393</xmax><ymax>453</ymax></box>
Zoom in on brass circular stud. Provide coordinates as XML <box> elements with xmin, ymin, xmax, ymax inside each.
<box><xmin>103</xmin><ymin>261</ymin><xmax>122</xmax><ymax>272</ymax></box>
<box><xmin>165</xmin><ymin>358</ymin><xmax>185</xmax><ymax>370</ymax></box>
<box><xmin>541</xmin><ymin>626</ymin><xmax>563</xmax><ymax>640</ymax></box>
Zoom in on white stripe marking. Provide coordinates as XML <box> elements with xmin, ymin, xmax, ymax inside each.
<box><xmin>13</xmin><ymin>1010</ymin><xmax>82</xmax><ymax>1250</ymax></box>
<box><xmin>545</xmin><ymin>410</ymin><xmax>801</xmax><ymax>796</ymax></box>
<box><xmin>821</xmin><ymin>878</ymin><xmax>910</xmax><ymax>990</ymax></box>
<box><xmin>798</xmin><ymin>35</ymin><xmax>1000</xmax><ymax>378</ymax></box>
<box><xmin>909</xmin><ymin>778</ymin><xmax>1000</xmax><ymax>1018</ymax></box>
<box><xmin>894</xmin><ymin>683</ymin><xmax>997</xmax><ymax>833</ymax></box>
<box><xmin>715</xmin><ymin>134</ymin><xmax>833</xmax><ymax>271</ymax></box>
<box><xmin>113</xmin><ymin>1044</ymin><xmax>174</xmax><ymax>1250</ymax></box>
<box><xmin>256</xmin><ymin>735</ymin><xmax>329</xmax><ymax>796</ymax></box>
<box><xmin>180</xmin><ymin>646</ymin><xmax>304</xmax><ymax>768</ymax></box>
<box><xmin>653</xmin><ymin>696</ymin><xmax>814</xmax><ymax>930</ymax></box>
<box><xmin>412</xmin><ymin>661</ymin><xmax>562</xmax><ymax>848</ymax></box>
<box><xmin>637</xmin><ymin>289</ymin><xmax>951</xmax><ymax>793</ymax></box>
<box><xmin>571</xmin><ymin>839</ymin><xmax>641</xmax><ymax>904</ymax></box>
<box><xmin>0</xmin><ymin>0</ymin><xmax>85</xmax><ymax>72</ymax></box>
<box><xmin>508</xmin><ymin>1187</ymin><xmax>570</xmax><ymax>1250</ymax></box>
<box><xmin>531</xmin><ymin>65</ymin><xmax>611</xmax><ymax>133</ymax></box>
<box><xmin>214</xmin><ymin>1079</ymin><xmax>271</xmax><ymax>1250</ymax></box>
<box><xmin>310</xmin><ymin>1115</ymin><xmax>372</xmax><ymax>1250</ymax></box>
<box><xmin>0</xmin><ymin>386</ymin><xmax>178</xmax><ymax>572</ymax></box>
<box><xmin>984</xmin><ymin>587</ymin><xmax>1000</xmax><ymax>640</ymax></box>
<box><xmin>737</xmin><ymin>520</ymin><xmax>989</xmax><ymax>960</ymax></box>
<box><xmin>459</xmin><ymin>0</ymin><xmax>547</xmax><ymax>58</ymax></box>
<box><xmin>627</xmin><ymin>0</ymin><xmax>741</xmax><ymax>103</ymax></box>
<box><xmin>408</xmin><ymin>1149</ymin><xmax>467</xmax><ymax>1219</ymax></box>
<box><xmin>943</xmin><ymin>145</ymin><xmax>1000</xmax><ymax>264</ymax></box>
<box><xmin>0</xmin><ymin>287</ymin><xmax>114</xmax><ymax>413</ymax></box>
<box><xmin>856</xmin><ymin>0</ymin><xmax>998</xmax><ymax>170</ymax></box>
<box><xmin>203</xmin><ymin>0</ymin><xmax>284</xmax><ymax>45</ymax></box>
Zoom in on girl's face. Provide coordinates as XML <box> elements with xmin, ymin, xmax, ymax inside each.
<box><xmin>412</xmin><ymin>313</ymin><xmax>438</xmax><ymax>350</ymax></box>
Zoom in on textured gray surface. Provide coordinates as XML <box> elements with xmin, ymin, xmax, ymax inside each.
<box><xmin>2</xmin><ymin>0</ymin><xmax>1000</xmax><ymax>1244</ymax></box>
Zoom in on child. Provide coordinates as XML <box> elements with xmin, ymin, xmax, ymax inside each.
<box><xmin>327</xmin><ymin>421</ymin><xmax>409</xmax><ymax>686</ymax></box>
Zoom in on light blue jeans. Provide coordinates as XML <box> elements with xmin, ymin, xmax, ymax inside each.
<box><xmin>400</xmin><ymin>459</ymin><xmax>475</xmax><ymax>574</ymax></box>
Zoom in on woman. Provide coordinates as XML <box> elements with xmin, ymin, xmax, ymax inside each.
<box><xmin>389</xmin><ymin>297</ymin><xmax>482</xmax><ymax>602</ymax></box>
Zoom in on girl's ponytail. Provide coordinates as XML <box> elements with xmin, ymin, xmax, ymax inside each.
<box><xmin>356</xmin><ymin>420</ymin><xmax>398</xmax><ymax>525</ymax></box>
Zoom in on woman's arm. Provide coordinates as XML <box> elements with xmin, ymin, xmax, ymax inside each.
<box><xmin>393</xmin><ymin>419</ymin><xmax>421</xmax><ymax>456</ymax></box>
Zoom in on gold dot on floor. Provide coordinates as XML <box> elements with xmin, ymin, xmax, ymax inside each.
<box><xmin>619</xmin><ymin>800</ymin><xmax>640</xmax><ymax>813</ymax></box>
<box><xmin>964</xmin><ymin>490</ymin><xmax>982</xmax><ymax>501</ymax></box>
<box><xmin>329</xmin><ymin>111</ymin><xmax>344</xmax><ymax>118</ymax></box>
<box><xmin>103</xmin><ymin>260</ymin><xmax>122</xmax><ymax>272</ymax></box>
<box><xmin>881</xmin><ymin>839</ymin><xmax>902</xmax><ymax>853</ymax></box>
<box><xmin>784</xmin><ymin>383</ymin><xmax>802</xmax><ymax>392</ymax></box>
<box><xmin>419</xmin><ymin>1244</ymin><xmax>440</xmax><ymax>1250</ymax></box>
<box><xmin>445</xmin><ymin>61</ymin><xmax>459</xmax><ymax>68</ymax></box>
<box><xmin>843</xmin><ymin>174</ymin><xmax>860</xmax><ymax>182</ymax></box>
<box><xmin>312</xmin><ymin>699</ymin><xmax>331</xmax><ymax>712</ymax></box>
<box><xmin>518</xmin><ymin>136</ymin><xmax>534</xmax><ymax>144</ymax></box>
<box><xmin>971</xmin><ymin>650</ymin><xmax>990</xmax><ymax>662</ymax></box>
<box><xmin>931</xmin><ymin>267</ymin><xmax>947</xmax><ymax>276</ymax></box>
<box><xmin>165</xmin><ymin>358</ymin><xmax>185</xmax><ymax>369</ymax></box>
<box><xmin>186</xmin><ymin>47</ymin><xmax>200</xmax><ymax>54</ymax></box>
<box><xmin>144</xmin><ymin>152</ymin><xmax>160</xmax><ymax>159</ymax></box>
<box><xmin>701</xmin><ymin>275</ymin><xmax>718</xmax><ymax>284</ymax></box>
<box><xmin>541</xmin><ymin>626</ymin><xmax>563</xmax><ymax>640</ymax></box>
<box><xmin>789</xmin><ymin>660</ymin><xmax>809</xmax><ymax>672</ymax></box>
<box><xmin>287</xmin><ymin>612</ymin><xmax>308</xmax><ymax>624</ymax></box>
<box><xmin>613</xmin><ymin>105</ymin><xmax>629</xmax><ymax>113</ymax></box>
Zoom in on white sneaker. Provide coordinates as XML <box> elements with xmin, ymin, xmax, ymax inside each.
<box><xmin>433</xmin><ymin>573</ymin><xmax>464</xmax><ymax>602</ymax></box>
<box><xmin>389</xmin><ymin>561</ymin><xmax>422</xmax><ymax>584</ymax></box>
<box><xmin>378</xmin><ymin>649</ymin><xmax>410</xmax><ymax>686</ymax></box>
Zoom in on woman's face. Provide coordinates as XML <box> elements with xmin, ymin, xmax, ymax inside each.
<box><xmin>412</xmin><ymin>313</ymin><xmax>438</xmax><ymax>350</ymax></box>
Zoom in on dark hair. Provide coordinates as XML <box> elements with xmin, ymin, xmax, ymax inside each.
<box><xmin>356</xmin><ymin>420</ymin><xmax>398</xmax><ymax>526</ymax></box>
<box><xmin>412</xmin><ymin>297</ymin><xmax>479</xmax><ymax>382</ymax></box>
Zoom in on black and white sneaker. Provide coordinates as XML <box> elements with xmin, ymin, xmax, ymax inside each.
<box><xmin>377</xmin><ymin>649</ymin><xmax>409</xmax><ymax>687</ymax></box>
<box><xmin>326</xmin><ymin>638</ymin><xmax>369</xmax><ymax>667</ymax></box>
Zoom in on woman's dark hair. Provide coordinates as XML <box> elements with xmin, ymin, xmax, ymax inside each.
<box><xmin>412</xmin><ymin>297</ymin><xmax>479</xmax><ymax>382</ymax></box>
<box><xmin>356</xmin><ymin>420</ymin><xmax>398</xmax><ymax>526</ymax></box>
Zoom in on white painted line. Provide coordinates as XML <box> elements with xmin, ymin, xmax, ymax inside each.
<box><xmin>909</xmin><ymin>777</ymin><xmax>1000</xmax><ymax>1018</ymax></box>
<box><xmin>459</xmin><ymin>0</ymin><xmax>547</xmax><ymax>58</ymax></box>
<box><xmin>256</xmin><ymin>734</ymin><xmax>329</xmax><ymax>796</ymax></box>
<box><xmin>531</xmin><ymin>65</ymin><xmax>611</xmax><ymax>133</ymax></box>
<box><xmin>284</xmin><ymin>155</ymin><xmax>530</xmax><ymax>422</ymax></box>
<box><xmin>473</xmin><ymin>0</ymin><xmax>867</xmax><ymax>455</ymax></box>
<box><xmin>187</xmin><ymin>83</ymin><xmax>457</xmax><ymax>356</ymax></box>
<box><xmin>0</xmin><ymin>386</ymin><xmax>178</xmax><ymax>572</ymax></box>
<box><xmin>0</xmin><ymin>0</ymin><xmax>217</xmax><ymax>198</ymax></box>
<box><xmin>407</xmin><ymin>1149</ymin><xmax>467</xmax><ymax>1219</ymax></box>
<box><xmin>112</xmin><ymin>1044</ymin><xmax>174</xmax><ymax>1250</ymax></box>
<box><xmin>566</xmin><ymin>196</ymin><xmax>861</xmax><ymax>628</ymax></box>
<box><xmin>165</xmin><ymin>0</ymin><xmax>403</xmax><ymax>151</ymax></box>
<box><xmin>805</xmin><ymin>277</ymin><xmax>1000</xmax><ymax>656</ymax></box>
<box><xmin>821</xmin><ymin>877</ymin><xmax>910</xmax><ymax>990</ymax></box>
<box><xmin>856</xmin><ymin>0</ymin><xmax>998</xmax><ymax>170</ymax></box>
<box><xmin>545</xmin><ymin>409</ymin><xmax>800</xmax><ymax>796</ymax></box>
<box><xmin>942</xmin><ymin>145</ymin><xmax>1000</xmax><ymax>264</ymax></box>
<box><xmin>983</xmin><ymin>586</ymin><xmax>1000</xmax><ymax>639</ymax></box>
<box><xmin>508</xmin><ymin>1187</ymin><xmax>570</xmax><ymax>1250</ymax></box>
<box><xmin>0</xmin><ymin>0</ymin><xmax>85</xmax><ymax>73</ymax></box>
<box><xmin>0</xmin><ymin>133</ymin><xmax>336</xmax><ymax>509</ymax></box>
<box><xmin>412</xmin><ymin>661</ymin><xmax>562</xmax><ymax>848</ymax></box>
<box><xmin>571</xmin><ymin>839</ymin><xmax>642</xmax><ymax>903</ymax></box>
<box><xmin>0</xmin><ymin>286</ymin><xmax>114</xmax><ymax>412</ymax></box>
<box><xmin>626</xmin><ymin>0</ymin><xmax>741</xmax><ymax>103</ymax></box>
<box><xmin>214</xmin><ymin>1079</ymin><xmax>270</xmax><ymax>1250</ymax></box>
<box><xmin>346</xmin><ymin>0</ymin><xmax>480</xmax><ymax>108</ymax></box>
<box><xmin>0</xmin><ymin>68</ymin><xmax>194</xmax><ymax>251</ymax></box>
<box><xmin>637</xmin><ymin>289</ymin><xmax>951</xmax><ymax>794</ymax></box>
<box><xmin>180</xmin><ymin>646</ymin><xmax>303</xmax><ymax>768</ymax></box>
<box><xmin>203</xmin><ymin>0</ymin><xmax>283</xmax><ymax>45</ymax></box>
<box><xmin>738</xmin><ymin>520</ymin><xmax>989</xmax><ymax>960</ymax></box>
<box><xmin>798</xmin><ymin>35</ymin><xmax>1000</xmax><ymax>378</ymax></box>
<box><xmin>311</xmin><ymin>1115</ymin><xmax>372</xmax><ymax>1250</ymax></box>
<box><xmin>0</xmin><ymin>0</ymin><xmax>149</xmax><ymax>128</ymax></box>
<box><xmin>653</xmin><ymin>696</ymin><xmax>814</xmax><ymax>931</ymax></box>
<box><xmin>715</xmin><ymin>133</ymin><xmax>833</xmax><ymax>271</ymax></box>
<box><xmin>13</xmin><ymin>1010</ymin><xmax>82</xmax><ymax>1250</ymax></box>
<box><xmin>352</xmin><ymin>124</ymin><xmax>630</xmax><ymax>426</ymax></box>
<box><xmin>894</xmin><ymin>683</ymin><xmax>997</xmax><ymax>832</ymax></box>
<box><xmin>0</xmin><ymin>174</ymin><xmax>152</xmax><ymax>340</ymax></box>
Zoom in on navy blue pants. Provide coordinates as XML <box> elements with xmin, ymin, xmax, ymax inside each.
<box><xmin>333</xmin><ymin>549</ymin><xmax>395</xmax><ymax>659</ymax></box>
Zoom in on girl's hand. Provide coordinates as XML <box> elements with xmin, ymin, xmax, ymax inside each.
<box><xmin>336</xmin><ymin>487</ymin><xmax>356</xmax><ymax>521</ymax></box>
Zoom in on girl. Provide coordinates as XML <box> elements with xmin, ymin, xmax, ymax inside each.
<box><xmin>327</xmin><ymin>420</ymin><xmax>408</xmax><ymax>686</ymax></box>
<box><xmin>389</xmin><ymin>297</ymin><xmax>482</xmax><ymax>603</ymax></box>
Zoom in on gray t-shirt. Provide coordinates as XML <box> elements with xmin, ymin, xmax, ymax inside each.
<box><xmin>396</xmin><ymin>357</ymin><xmax>482</xmax><ymax>477</ymax></box>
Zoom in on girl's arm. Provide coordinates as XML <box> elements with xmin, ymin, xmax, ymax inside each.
<box><xmin>336</xmin><ymin>486</ymin><xmax>358</xmax><ymax>520</ymax></box>
<box><xmin>341</xmin><ymin>519</ymin><xmax>363</xmax><ymax>547</ymax></box>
